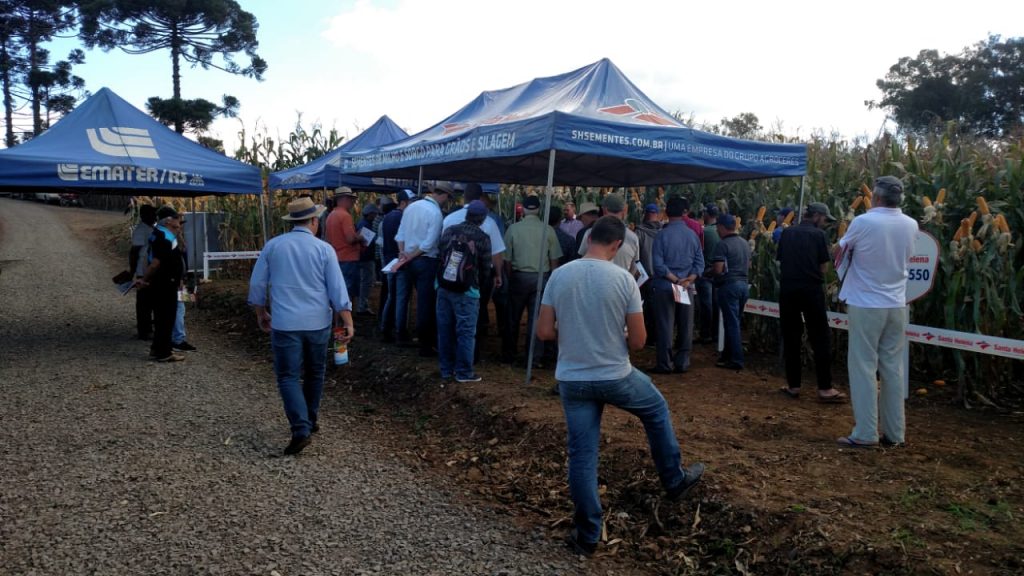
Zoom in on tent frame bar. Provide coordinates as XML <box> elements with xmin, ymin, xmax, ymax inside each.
<box><xmin>524</xmin><ymin>149</ymin><xmax>557</xmax><ymax>384</ymax></box>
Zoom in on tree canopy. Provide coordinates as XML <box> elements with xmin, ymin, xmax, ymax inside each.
<box><xmin>79</xmin><ymin>0</ymin><xmax>266</xmax><ymax>134</ymax></box>
<box><xmin>869</xmin><ymin>35</ymin><xmax>1024</xmax><ymax>137</ymax></box>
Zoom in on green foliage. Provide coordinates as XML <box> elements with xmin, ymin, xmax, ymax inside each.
<box><xmin>869</xmin><ymin>35</ymin><xmax>1024</xmax><ymax>138</ymax></box>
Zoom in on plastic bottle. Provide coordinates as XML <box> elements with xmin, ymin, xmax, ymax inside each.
<box><xmin>333</xmin><ymin>327</ymin><xmax>349</xmax><ymax>366</ymax></box>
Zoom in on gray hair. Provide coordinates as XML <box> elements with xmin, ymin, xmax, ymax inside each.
<box><xmin>873</xmin><ymin>184</ymin><xmax>903</xmax><ymax>208</ymax></box>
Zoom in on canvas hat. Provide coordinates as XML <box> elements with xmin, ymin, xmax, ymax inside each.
<box><xmin>523</xmin><ymin>195</ymin><xmax>541</xmax><ymax>210</ymax></box>
<box><xmin>602</xmin><ymin>193</ymin><xmax>626</xmax><ymax>214</ymax></box>
<box><xmin>156</xmin><ymin>205</ymin><xmax>180</xmax><ymax>220</ymax></box>
<box><xmin>334</xmin><ymin>186</ymin><xmax>356</xmax><ymax>199</ymax></box>
<box><xmin>717</xmin><ymin>213</ymin><xmax>737</xmax><ymax>230</ymax></box>
<box><xmin>282</xmin><ymin>197</ymin><xmax>326</xmax><ymax>221</ymax></box>
<box><xmin>579</xmin><ymin>201</ymin><xmax>599</xmax><ymax>215</ymax></box>
<box><xmin>467</xmin><ymin>199</ymin><xmax>488</xmax><ymax>217</ymax></box>
<box><xmin>806</xmin><ymin>202</ymin><xmax>836</xmax><ymax>222</ymax></box>
<box><xmin>875</xmin><ymin>175</ymin><xmax>904</xmax><ymax>194</ymax></box>
<box><xmin>644</xmin><ymin>203</ymin><xmax>660</xmax><ymax>214</ymax></box>
<box><xmin>432</xmin><ymin>181</ymin><xmax>454</xmax><ymax>195</ymax></box>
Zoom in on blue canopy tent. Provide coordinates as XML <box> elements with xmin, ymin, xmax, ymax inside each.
<box><xmin>0</xmin><ymin>87</ymin><xmax>262</xmax><ymax>196</ymax></box>
<box><xmin>342</xmin><ymin>58</ymin><xmax>808</xmax><ymax>379</ymax></box>
<box><xmin>269</xmin><ymin>115</ymin><xmax>411</xmax><ymax>191</ymax></box>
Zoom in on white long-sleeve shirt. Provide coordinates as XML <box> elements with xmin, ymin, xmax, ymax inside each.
<box><xmin>395</xmin><ymin>197</ymin><xmax>443</xmax><ymax>258</ymax></box>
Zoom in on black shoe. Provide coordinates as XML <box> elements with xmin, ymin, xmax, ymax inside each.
<box><xmin>311</xmin><ymin>423</ymin><xmax>320</xmax><ymax>434</ymax></box>
<box><xmin>649</xmin><ymin>367</ymin><xmax>673</xmax><ymax>375</ymax></box>
<box><xmin>172</xmin><ymin>341</ymin><xmax>197</xmax><ymax>352</ymax></box>
<box><xmin>667</xmin><ymin>462</ymin><xmax>705</xmax><ymax>500</ymax></box>
<box><xmin>284</xmin><ymin>435</ymin><xmax>311</xmax><ymax>455</ymax></box>
<box><xmin>715</xmin><ymin>360</ymin><xmax>743</xmax><ymax>370</ymax></box>
<box><xmin>673</xmin><ymin>365</ymin><xmax>689</xmax><ymax>374</ymax></box>
<box><xmin>565</xmin><ymin>529</ymin><xmax>597</xmax><ymax>557</ymax></box>
<box><xmin>880</xmin><ymin>435</ymin><xmax>906</xmax><ymax>448</ymax></box>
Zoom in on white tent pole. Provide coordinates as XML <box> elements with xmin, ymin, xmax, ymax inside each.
<box><xmin>417</xmin><ymin>166</ymin><xmax>423</xmax><ymax>195</ymax></box>
<box><xmin>796</xmin><ymin>176</ymin><xmax>806</xmax><ymax>224</ymax></box>
<box><xmin>525</xmin><ymin>149</ymin><xmax>557</xmax><ymax>384</ymax></box>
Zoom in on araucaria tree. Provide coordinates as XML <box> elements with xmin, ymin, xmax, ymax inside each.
<box><xmin>79</xmin><ymin>0</ymin><xmax>267</xmax><ymax>134</ymax></box>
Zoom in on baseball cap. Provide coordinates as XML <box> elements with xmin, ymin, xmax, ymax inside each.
<box><xmin>777</xmin><ymin>207</ymin><xmax>794</xmax><ymax>216</ymax></box>
<box><xmin>467</xmin><ymin>199</ymin><xmax>488</xmax><ymax>217</ymax></box>
<box><xmin>806</xmin><ymin>202</ymin><xmax>836</xmax><ymax>222</ymax></box>
<box><xmin>717</xmin><ymin>213</ymin><xmax>737</xmax><ymax>230</ymax></box>
<box><xmin>875</xmin><ymin>175</ymin><xmax>904</xmax><ymax>194</ymax></box>
<box><xmin>644</xmin><ymin>203</ymin><xmax>660</xmax><ymax>214</ymax></box>
<box><xmin>523</xmin><ymin>196</ymin><xmax>541</xmax><ymax>210</ymax></box>
<box><xmin>601</xmin><ymin>193</ymin><xmax>626</xmax><ymax>213</ymax></box>
<box><xmin>398</xmin><ymin>189</ymin><xmax>417</xmax><ymax>202</ymax></box>
<box><xmin>156</xmin><ymin>205</ymin><xmax>180</xmax><ymax>220</ymax></box>
<box><xmin>579</xmin><ymin>201</ymin><xmax>599</xmax><ymax>215</ymax></box>
<box><xmin>704</xmin><ymin>203</ymin><xmax>719</xmax><ymax>216</ymax></box>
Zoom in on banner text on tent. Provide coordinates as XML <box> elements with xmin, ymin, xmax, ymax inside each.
<box><xmin>57</xmin><ymin>164</ymin><xmax>204</xmax><ymax>186</ymax></box>
<box><xmin>570</xmin><ymin>130</ymin><xmax>802</xmax><ymax>167</ymax></box>
<box><xmin>346</xmin><ymin>132</ymin><xmax>517</xmax><ymax>170</ymax></box>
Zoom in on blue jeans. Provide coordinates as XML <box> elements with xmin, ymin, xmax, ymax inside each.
<box><xmin>395</xmin><ymin>256</ymin><xmax>438</xmax><ymax>351</ymax></box>
<box><xmin>339</xmin><ymin>261</ymin><xmax>361</xmax><ymax>302</ymax></box>
<box><xmin>717</xmin><ymin>281</ymin><xmax>749</xmax><ymax>366</ymax></box>
<box><xmin>436</xmin><ymin>288</ymin><xmax>480</xmax><ymax>379</ymax></box>
<box><xmin>172</xmin><ymin>300</ymin><xmax>186</xmax><ymax>344</ymax></box>
<box><xmin>558</xmin><ymin>368</ymin><xmax>686</xmax><ymax>545</ymax></box>
<box><xmin>271</xmin><ymin>327</ymin><xmax>330</xmax><ymax>439</ymax></box>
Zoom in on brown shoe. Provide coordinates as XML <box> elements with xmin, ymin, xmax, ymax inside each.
<box><xmin>154</xmin><ymin>353</ymin><xmax>186</xmax><ymax>363</ymax></box>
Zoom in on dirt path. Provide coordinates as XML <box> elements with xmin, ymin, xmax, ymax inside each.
<box><xmin>0</xmin><ymin>198</ymin><xmax>601</xmax><ymax>575</ymax></box>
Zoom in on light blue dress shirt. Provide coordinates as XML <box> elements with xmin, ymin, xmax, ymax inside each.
<box><xmin>248</xmin><ymin>227</ymin><xmax>351</xmax><ymax>331</ymax></box>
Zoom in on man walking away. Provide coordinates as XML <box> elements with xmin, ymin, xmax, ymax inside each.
<box><xmin>436</xmin><ymin>200</ymin><xmax>492</xmax><ymax>382</ymax></box>
<box><xmin>709</xmin><ymin>213</ymin><xmax>750</xmax><ymax>370</ymax></box>
<box><xmin>650</xmin><ymin>197</ymin><xmax>703</xmax><ymax>374</ymax></box>
<box><xmin>536</xmin><ymin>215</ymin><xmax>704</xmax><ymax>557</ymax></box>
<box><xmin>777</xmin><ymin>202</ymin><xmax>846</xmax><ymax>402</ymax></box>
<box><xmin>133</xmin><ymin>206</ymin><xmax>186</xmax><ymax>363</ymax></box>
<box><xmin>248</xmin><ymin>198</ymin><xmax>353</xmax><ymax>456</ymax></box>
<box><xmin>836</xmin><ymin>176</ymin><xmax>917</xmax><ymax>448</ymax></box>
<box><xmin>130</xmin><ymin>204</ymin><xmax>157</xmax><ymax>341</ymax></box>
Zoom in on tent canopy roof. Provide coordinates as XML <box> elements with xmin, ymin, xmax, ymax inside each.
<box><xmin>343</xmin><ymin>58</ymin><xmax>806</xmax><ymax>186</ymax></box>
<box><xmin>0</xmin><ymin>87</ymin><xmax>261</xmax><ymax>196</ymax></box>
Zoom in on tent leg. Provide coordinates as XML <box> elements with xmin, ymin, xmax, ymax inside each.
<box><xmin>525</xmin><ymin>149</ymin><xmax>556</xmax><ymax>385</ymax></box>
<box><xmin>417</xmin><ymin>166</ymin><xmax>423</xmax><ymax>195</ymax></box>
<box><xmin>796</xmin><ymin>176</ymin><xmax>806</xmax><ymax>224</ymax></box>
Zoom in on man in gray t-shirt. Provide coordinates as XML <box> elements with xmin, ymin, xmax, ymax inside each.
<box><xmin>537</xmin><ymin>216</ymin><xmax>704</xmax><ymax>557</ymax></box>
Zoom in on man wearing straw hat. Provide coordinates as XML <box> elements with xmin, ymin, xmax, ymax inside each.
<box><xmin>248</xmin><ymin>197</ymin><xmax>354</xmax><ymax>456</ymax></box>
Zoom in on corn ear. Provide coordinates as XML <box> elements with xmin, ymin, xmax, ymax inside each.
<box><xmin>756</xmin><ymin>206</ymin><xmax>766</xmax><ymax>221</ymax></box>
<box><xmin>936</xmin><ymin>188</ymin><xmax>947</xmax><ymax>205</ymax></box>
<box><xmin>850</xmin><ymin>196</ymin><xmax>863</xmax><ymax>211</ymax></box>
<box><xmin>860</xmin><ymin>183</ymin><xmax>871</xmax><ymax>197</ymax></box>
<box><xmin>972</xmin><ymin>239</ymin><xmax>983</xmax><ymax>253</ymax></box>
<box><xmin>735</xmin><ymin>216</ymin><xmax>742</xmax><ymax>229</ymax></box>
<box><xmin>967</xmin><ymin>210</ymin><xmax>978</xmax><ymax>228</ymax></box>
<box><xmin>782</xmin><ymin>211</ymin><xmax>795</xmax><ymax>226</ymax></box>
<box><xmin>862</xmin><ymin>195</ymin><xmax>872</xmax><ymax>209</ymax></box>
<box><xmin>923</xmin><ymin>196</ymin><xmax>932</xmax><ymax>207</ymax></box>
<box><xmin>838</xmin><ymin>221</ymin><xmax>848</xmax><ymax>238</ymax></box>
<box><xmin>994</xmin><ymin>213</ymin><xmax>1010</xmax><ymax>233</ymax></box>
<box><xmin>976</xmin><ymin>196</ymin><xmax>990</xmax><ymax>215</ymax></box>
<box><xmin>767</xmin><ymin>221</ymin><xmax>777</xmax><ymax>233</ymax></box>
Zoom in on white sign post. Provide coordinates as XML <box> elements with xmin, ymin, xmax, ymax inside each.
<box><xmin>904</xmin><ymin>230</ymin><xmax>940</xmax><ymax>397</ymax></box>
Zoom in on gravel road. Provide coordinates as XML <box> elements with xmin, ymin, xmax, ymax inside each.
<box><xmin>0</xmin><ymin>199</ymin><xmax>589</xmax><ymax>576</ymax></box>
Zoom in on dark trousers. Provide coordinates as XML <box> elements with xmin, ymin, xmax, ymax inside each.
<box><xmin>135</xmin><ymin>285</ymin><xmax>154</xmax><ymax>338</ymax></box>
<box><xmin>640</xmin><ymin>284</ymin><xmax>657</xmax><ymax>346</ymax></box>
<box><xmin>405</xmin><ymin>256</ymin><xmax>438</xmax><ymax>352</ymax></box>
<box><xmin>652</xmin><ymin>287</ymin><xmax>694</xmax><ymax>371</ymax></box>
<box><xmin>779</xmin><ymin>286</ymin><xmax>832</xmax><ymax>390</ymax></box>
<box><xmin>695</xmin><ymin>277</ymin><xmax>718</xmax><ymax>341</ymax></box>
<box><xmin>150</xmin><ymin>284</ymin><xmax>178</xmax><ymax>358</ymax></box>
<box><xmin>504</xmin><ymin>270</ymin><xmax>547</xmax><ymax>361</ymax></box>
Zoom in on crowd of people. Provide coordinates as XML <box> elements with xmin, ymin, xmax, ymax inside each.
<box><xmin>123</xmin><ymin>175</ymin><xmax>918</xmax><ymax>555</ymax></box>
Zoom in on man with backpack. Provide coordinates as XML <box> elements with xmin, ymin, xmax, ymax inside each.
<box><xmin>436</xmin><ymin>200</ymin><xmax>493</xmax><ymax>383</ymax></box>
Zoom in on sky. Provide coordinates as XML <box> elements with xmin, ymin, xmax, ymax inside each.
<box><xmin>25</xmin><ymin>0</ymin><xmax>1024</xmax><ymax>156</ymax></box>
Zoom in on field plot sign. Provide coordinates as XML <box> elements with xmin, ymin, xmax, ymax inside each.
<box><xmin>906</xmin><ymin>230</ymin><xmax>939</xmax><ymax>303</ymax></box>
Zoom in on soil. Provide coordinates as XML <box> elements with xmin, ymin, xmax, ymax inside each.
<box><xmin>193</xmin><ymin>271</ymin><xmax>1024</xmax><ymax>574</ymax></box>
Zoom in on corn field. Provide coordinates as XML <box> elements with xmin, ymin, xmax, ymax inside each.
<box><xmin>208</xmin><ymin>124</ymin><xmax>1022</xmax><ymax>406</ymax></box>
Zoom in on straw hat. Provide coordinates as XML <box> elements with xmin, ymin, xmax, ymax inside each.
<box><xmin>282</xmin><ymin>197</ymin><xmax>326</xmax><ymax>221</ymax></box>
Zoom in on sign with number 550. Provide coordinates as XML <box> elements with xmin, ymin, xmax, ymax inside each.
<box><xmin>906</xmin><ymin>230</ymin><xmax>939</xmax><ymax>303</ymax></box>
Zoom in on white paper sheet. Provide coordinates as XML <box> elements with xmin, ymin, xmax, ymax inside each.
<box><xmin>635</xmin><ymin>262</ymin><xmax>649</xmax><ymax>287</ymax></box>
<box><xmin>672</xmin><ymin>283</ymin><xmax>691</xmax><ymax>305</ymax></box>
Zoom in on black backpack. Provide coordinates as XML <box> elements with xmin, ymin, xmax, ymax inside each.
<box><xmin>437</xmin><ymin>233</ymin><xmax>478</xmax><ymax>293</ymax></box>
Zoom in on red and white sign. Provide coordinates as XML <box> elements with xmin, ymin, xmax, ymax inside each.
<box><xmin>744</xmin><ymin>298</ymin><xmax>1024</xmax><ymax>361</ymax></box>
<box><xmin>906</xmin><ymin>230</ymin><xmax>940</xmax><ymax>303</ymax></box>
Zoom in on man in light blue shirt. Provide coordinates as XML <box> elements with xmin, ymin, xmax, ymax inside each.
<box><xmin>394</xmin><ymin>182</ymin><xmax>451</xmax><ymax>356</ymax></box>
<box><xmin>248</xmin><ymin>197</ymin><xmax>353</xmax><ymax>456</ymax></box>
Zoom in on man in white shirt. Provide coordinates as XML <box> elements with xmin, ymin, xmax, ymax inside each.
<box><xmin>836</xmin><ymin>175</ymin><xmax>918</xmax><ymax>448</ymax></box>
<box><xmin>395</xmin><ymin>182</ymin><xmax>451</xmax><ymax>357</ymax></box>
